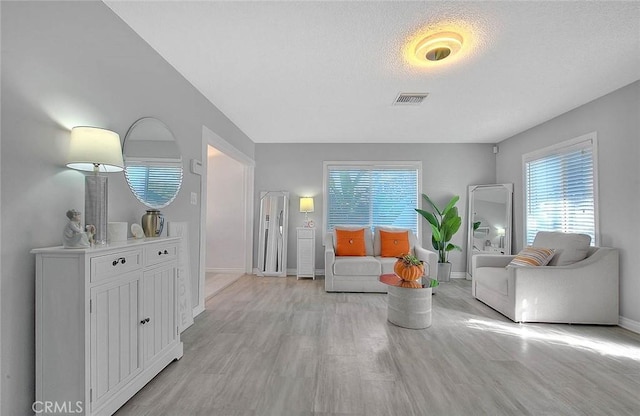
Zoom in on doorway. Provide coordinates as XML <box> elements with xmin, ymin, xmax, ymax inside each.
<box><xmin>196</xmin><ymin>126</ymin><xmax>254</xmax><ymax>315</ymax></box>
<box><xmin>205</xmin><ymin>146</ymin><xmax>245</xmax><ymax>299</ymax></box>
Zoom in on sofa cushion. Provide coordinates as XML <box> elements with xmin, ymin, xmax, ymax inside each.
<box><xmin>533</xmin><ymin>231</ymin><xmax>591</xmax><ymax>266</ymax></box>
<box><xmin>376</xmin><ymin>256</ymin><xmax>398</xmax><ymax>275</ymax></box>
<box><xmin>508</xmin><ymin>247</ymin><xmax>555</xmax><ymax>267</ymax></box>
<box><xmin>379</xmin><ymin>230</ymin><xmax>410</xmax><ymax>257</ymax></box>
<box><xmin>335</xmin><ymin>229</ymin><xmax>367</xmax><ymax>256</ymax></box>
<box><xmin>333</xmin><ymin>225</ymin><xmax>374</xmax><ymax>256</ymax></box>
<box><xmin>333</xmin><ymin>256</ymin><xmax>381</xmax><ymax>276</ymax></box>
<box><xmin>475</xmin><ymin>267</ymin><xmax>510</xmax><ymax>296</ymax></box>
<box><xmin>373</xmin><ymin>226</ymin><xmax>417</xmax><ymax>256</ymax></box>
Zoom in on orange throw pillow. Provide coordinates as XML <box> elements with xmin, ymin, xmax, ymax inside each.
<box><xmin>335</xmin><ymin>229</ymin><xmax>366</xmax><ymax>256</ymax></box>
<box><xmin>380</xmin><ymin>230</ymin><xmax>410</xmax><ymax>257</ymax></box>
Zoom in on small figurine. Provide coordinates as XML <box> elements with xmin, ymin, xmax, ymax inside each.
<box><xmin>63</xmin><ymin>209</ymin><xmax>95</xmax><ymax>248</ymax></box>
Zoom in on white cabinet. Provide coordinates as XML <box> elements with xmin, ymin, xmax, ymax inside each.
<box><xmin>33</xmin><ymin>237</ymin><xmax>183</xmax><ymax>416</ymax></box>
<box><xmin>141</xmin><ymin>262</ymin><xmax>177</xmax><ymax>366</ymax></box>
<box><xmin>296</xmin><ymin>227</ymin><xmax>315</xmax><ymax>279</ymax></box>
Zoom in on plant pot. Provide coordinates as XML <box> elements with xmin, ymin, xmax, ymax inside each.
<box><xmin>437</xmin><ymin>262</ymin><xmax>452</xmax><ymax>282</ymax></box>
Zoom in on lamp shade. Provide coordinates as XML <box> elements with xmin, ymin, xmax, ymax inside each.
<box><xmin>67</xmin><ymin>126</ymin><xmax>124</xmax><ymax>172</ymax></box>
<box><xmin>300</xmin><ymin>197</ymin><xmax>314</xmax><ymax>213</ymax></box>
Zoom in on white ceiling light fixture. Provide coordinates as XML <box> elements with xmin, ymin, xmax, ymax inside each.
<box><xmin>414</xmin><ymin>31</ymin><xmax>463</xmax><ymax>62</ymax></box>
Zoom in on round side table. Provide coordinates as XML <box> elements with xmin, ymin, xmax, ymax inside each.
<box><xmin>379</xmin><ymin>274</ymin><xmax>432</xmax><ymax>329</ymax></box>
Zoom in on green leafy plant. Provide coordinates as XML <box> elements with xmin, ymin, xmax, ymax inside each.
<box><xmin>415</xmin><ymin>194</ymin><xmax>462</xmax><ymax>263</ymax></box>
<box><xmin>396</xmin><ymin>253</ymin><xmax>423</xmax><ymax>266</ymax></box>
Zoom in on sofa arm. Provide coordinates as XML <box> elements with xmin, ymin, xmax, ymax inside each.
<box><xmin>473</xmin><ymin>254</ymin><xmax>515</xmax><ymax>269</ymax></box>
<box><xmin>511</xmin><ymin>248</ymin><xmax>619</xmax><ymax>323</ymax></box>
<box><xmin>414</xmin><ymin>245</ymin><xmax>438</xmax><ymax>279</ymax></box>
<box><xmin>324</xmin><ymin>235</ymin><xmax>336</xmax><ymax>290</ymax></box>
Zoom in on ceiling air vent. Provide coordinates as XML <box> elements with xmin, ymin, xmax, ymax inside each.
<box><xmin>394</xmin><ymin>93</ymin><xmax>429</xmax><ymax>105</ymax></box>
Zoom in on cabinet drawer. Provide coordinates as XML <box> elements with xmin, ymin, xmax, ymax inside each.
<box><xmin>298</xmin><ymin>228</ymin><xmax>314</xmax><ymax>239</ymax></box>
<box><xmin>91</xmin><ymin>250</ymin><xmax>143</xmax><ymax>283</ymax></box>
<box><xmin>144</xmin><ymin>243</ymin><xmax>178</xmax><ymax>267</ymax></box>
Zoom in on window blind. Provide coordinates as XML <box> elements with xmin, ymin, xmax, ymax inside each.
<box><xmin>524</xmin><ymin>137</ymin><xmax>596</xmax><ymax>245</ymax></box>
<box><xmin>326</xmin><ymin>164</ymin><xmax>419</xmax><ymax>234</ymax></box>
<box><xmin>125</xmin><ymin>162</ymin><xmax>183</xmax><ymax>209</ymax></box>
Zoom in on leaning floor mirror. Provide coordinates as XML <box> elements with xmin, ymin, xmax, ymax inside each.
<box><xmin>257</xmin><ymin>191</ymin><xmax>289</xmax><ymax>277</ymax></box>
<box><xmin>467</xmin><ymin>183</ymin><xmax>513</xmax><ymax>279</ymax></box>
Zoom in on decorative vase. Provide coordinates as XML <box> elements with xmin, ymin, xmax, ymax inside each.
<box><xmin>141</xmin><ymin>209</ymin><xmax>164</xmax><ymax>237</ymax></box>
<box><xmin>436</xmin><ymin>262</ymin><xmax>452</xmax><ymax>282</ymax></box>
<box><xmin>394</xmin><ymin>259</ymin><xmax>424</xmax><ymax>281</ymax></box>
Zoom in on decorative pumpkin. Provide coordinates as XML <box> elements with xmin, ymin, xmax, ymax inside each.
<box><xmin>394</xmin><ymin>254</ymin><xmax>424</xmax><ymax>282</ymax></box>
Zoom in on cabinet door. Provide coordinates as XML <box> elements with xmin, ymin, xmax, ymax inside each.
<box><xmin>141</xmin><ymin>263</ymin><xmax>177</xmax><ymax>366</ymax></box>
<box><xmin>297</xmin><ymin>228</ymin><xmax>315</xmax><ymax>278</ymax></box>
<box><xmin>298</xmin><ymin>238</ymin><xmax>314</xmax><ymax>275</ymax></box>
<box><xmin>90</xmin><ymin>272</ymin><xmax>142</xmax><ymax>411</ymax></box>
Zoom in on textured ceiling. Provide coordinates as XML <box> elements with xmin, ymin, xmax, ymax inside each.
<box><xmin>104</xmin><ymin>1</ymin><xmax>640</xmax><ymax>144</ymax></box>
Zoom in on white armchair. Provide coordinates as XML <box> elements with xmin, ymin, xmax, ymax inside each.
<box><xmin>472</xmin><ymin>232</ymin><xmax>619</xmax><ymax>324</ymax></box>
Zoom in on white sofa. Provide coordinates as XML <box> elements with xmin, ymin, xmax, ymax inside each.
<box><xmin>472</xmin><ymin>231</ymin><xmax>619</xmax><ymax>324</ymax></box>
<box><xmin>324</xmin><ymin>226</ymin><xmax>438</xmax><ymax>292</ymax></box>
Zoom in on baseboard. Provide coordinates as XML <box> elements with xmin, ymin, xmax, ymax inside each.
<box><xmin>450</xmin><ymin>271</ymin><xmax>467</xmax><ymax>279</ymax></box>
<box><xmin>206</xmin><ymin>267</ymin><xmax>245</xmax><ymax>274</ymax></box>
<box><xmin>286</xmin><ymin>268</ymin><xmax>326</xmax><ymax>277</ymax></box>
<box><xmin>192</xmin><ymin>304</ymin><xmax>204</xmax><ymax>318</ymax></box>
<box><xmin>619</xmin><ymin>316</ymin><xmax>640</xmax><ymax>334</ymax></box>
<box><xmin>252</xmin><ymin>267</ymin><xmax>290</xmax><ymax>277</ymax></box>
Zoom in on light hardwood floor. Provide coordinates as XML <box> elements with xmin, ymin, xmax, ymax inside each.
<box><xmin>115</xmin><ymin>276</ymin><xmax>640</xmax><ymax>416</ymax></box>
<box><xmin>205</xmin><ymin>272</ymin><xmax>244</xmax><ymax>300</ymax></box>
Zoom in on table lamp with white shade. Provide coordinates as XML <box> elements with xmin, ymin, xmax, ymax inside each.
<box><xmin>299</xmin><ymin>196</ymin><xmax>314</xmax><ymax>228</ymax></box>
<box><xmin>66</xmin><ymin>126</ymin><xmax>124</xmax><ymax>245</ymax></box>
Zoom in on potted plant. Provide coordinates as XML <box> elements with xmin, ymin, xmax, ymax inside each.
<box><xmin>415</xmin><ymin>194</ymin><xmax>462</xmax><ymax>282</ymax></box>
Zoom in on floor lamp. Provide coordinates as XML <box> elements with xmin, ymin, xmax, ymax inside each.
<box><xmin>66</xmin><ymin>126</ymin><xmax>124</xmax><ymax>245</ymax></box>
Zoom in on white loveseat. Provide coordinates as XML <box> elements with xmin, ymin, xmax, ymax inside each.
<box><xmin>472</xmin><ymin>231</ymin><xmax>619</xmax><ymax>324</ymax></box>
<box><xmin>324</xmin><ymin>226</ymin><xmax>438</xmax><ymax>292</ymax></box>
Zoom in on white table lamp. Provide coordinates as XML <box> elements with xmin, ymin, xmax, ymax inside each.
<box><xmin>300</xmin><ymin>197</ymin><xmax>314</xmax><ymax>227</ymax></box>
<box><xmin>67</xmin><ymin>126</ymin><xmax>124</xmax><ymax>245</ymax></box>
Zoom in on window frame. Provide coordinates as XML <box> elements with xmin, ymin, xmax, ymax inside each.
<box><xmin>322</xmin><ymin>161</ymin><xmax>423</xmax><ymax>244</ymax></box>
<box><xmin>522</xmin><ymin>132</ymin><xmax>599</xmax><ymax>246</ymax></box>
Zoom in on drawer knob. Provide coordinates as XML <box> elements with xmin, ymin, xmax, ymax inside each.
<box><xmin>140</xmin><ymin>317</ymin><xmax>150</xmax><ymax>325</ymax></box>
<box><xmin>157</xmin><ymin>249</ymin><xmax>169</xmax><ymax>256</ymax></box>
<box><xmin>112</xmin><ymin>257</ymin><xmax>126</xmax><ymax>266</ymax></box>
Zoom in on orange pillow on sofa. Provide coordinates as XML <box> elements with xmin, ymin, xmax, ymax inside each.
<box><xmin>335</xmin><ymin>229</ymin><xmax>366</xmax><ymax>256</ymax></box>
<box><xmin>379</xmin><ymin>230</ymin><xmax>410</xmax><ymax>257</ymax></box>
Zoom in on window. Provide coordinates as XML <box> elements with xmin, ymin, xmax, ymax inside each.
<box><xmin>523</xmin><ymin>133</ymin><xmax>598</xmax><ymax>246</ymax></box>
<box><xmin>323</xmin><ymin>162</ymin><xmax>421</xmax><ymax>237</ymax></box>
<box><xmin>124</xmin><ymin>161</ymin><xmax>183</xmax><ymax>209</ymax></box>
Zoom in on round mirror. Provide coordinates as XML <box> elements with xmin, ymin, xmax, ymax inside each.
<box><xmin>123</xmin><ymin>117</ymin><xmax>183</xmax><ymax>209</ymax></box>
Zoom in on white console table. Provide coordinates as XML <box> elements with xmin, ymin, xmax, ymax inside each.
<box><xmin>32</xmin><ymin>237</ymin><xmax>184</xmax><ymax>416</ymax></box>
<box><xmin>296</xmin><ymin>227</ymin><xmax>315</xmax><ymax>279</ymax></box>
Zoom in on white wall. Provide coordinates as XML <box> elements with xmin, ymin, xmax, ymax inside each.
<box><xmin>496</xmin><ymin>81</ymin><xmax>640</xmax><ymax>327</ymax></box>
<box><xmin>254</xmin><ymin>143</ymin><xmax>496</xmax><ymax>274</ymax></box>
<box><xmin>0</xmin><ymin>2</ymin><xmax>254</xmax><ymax>414</ymax></box>
<box><xmin>206</xmin><ymin>147</ymin><xmax>246</xmax><ymax>272</ymax></box>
